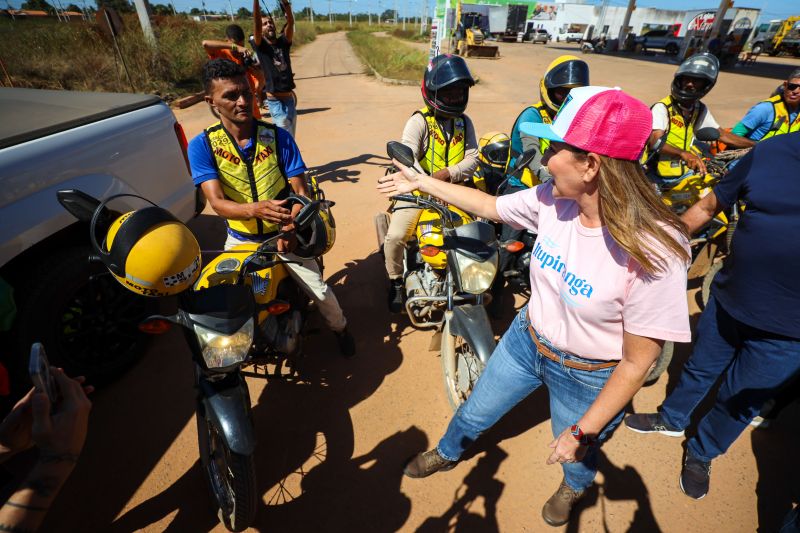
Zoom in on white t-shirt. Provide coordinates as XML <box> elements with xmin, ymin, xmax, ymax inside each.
<box><xmin>496</xmin><ymin>182</ymin><xmax>691</xmax><ymax>361</ymax></box>
<box><xmin>651</xmin><ymin>101</ymin><xmax>720</xmax><ymax>132</ymax></box>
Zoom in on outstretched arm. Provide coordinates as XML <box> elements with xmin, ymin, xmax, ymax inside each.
<box><xmin>377</xmin><ymin>160</ymin><xmax>500</xmax><ymax>221</ymax></box>
<box><xmin>282</xmin><ymin>0</ymin><xmax>294</xmax><ymax>43</ymax></box>
<box><xmin>253</xmin><ymin>0</ymin><xmax>263</xmax><ymax>45</ymax></box>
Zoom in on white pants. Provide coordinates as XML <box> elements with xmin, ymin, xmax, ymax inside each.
<box><xmin>224</xmin><ymin>233</ymin><xmax>347</xmax><ymax>332</ymax></box>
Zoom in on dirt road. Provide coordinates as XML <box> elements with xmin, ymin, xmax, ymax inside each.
<box><xmin>42</xmin><ymin>33</ymin><xmax>798</xmax><ymax>532</ymax></box>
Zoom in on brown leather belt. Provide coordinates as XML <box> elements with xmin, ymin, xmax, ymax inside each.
<box><xmin>528</xmin><ymin>324</ymin><xmax>619</xmax><ymax>371</ymax></box>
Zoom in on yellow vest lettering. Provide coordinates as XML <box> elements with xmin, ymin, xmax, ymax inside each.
<box><xmin>415</xmin><ymin>108</ymin><xmax>466</xmax><ymax>174</ymax></box>
<box><xmin>760</xmin><ymin>94</ymin><xmax>800</xmax><ymax>140</ymax></box>
<box><xmin>205</xmin><ymin>121</ymin><xmax>288</xmax><ymax>237</ymax></box>
<box><xmin>654</xmin><ymin>95</ymin><xmax>699</xmax><ymax>178</ymax></box>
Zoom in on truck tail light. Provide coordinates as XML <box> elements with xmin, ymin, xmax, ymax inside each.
<box><xmin>174</xmin><ymin>121</ymin><xmax>191</xmax><ymax>175</ymax></box>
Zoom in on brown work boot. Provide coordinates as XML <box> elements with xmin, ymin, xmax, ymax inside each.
<box><xmin>403</xmin><ymin>449</ymin><xmax>457</xmax><ymax>478</ymax></box>
<box><xmin>541</xmin><ymin>478</ymin><xmax>585</xmax><ymax>527</ymax></box>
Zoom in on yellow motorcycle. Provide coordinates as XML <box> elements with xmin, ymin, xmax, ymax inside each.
<box><xmin>376</xmin><ymin>142</ymin><xmax>499</xmax><ymax>410</ymax></box>
<box><xmin>57</xmin><ymin>186</ymin><xmax>331</xmax><ymax>532</ymax></box>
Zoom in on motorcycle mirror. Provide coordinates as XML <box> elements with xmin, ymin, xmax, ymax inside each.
<box><xmin>513</xmin><ymin>148</ymin><xmax>538</xmax><ymax>172</ymax></box>
<box><xmin>386</xmin><ymin>141</ymin><xmax>416</xmax><ymax>169</ymax></box>
<box><xmin>57</xmin><ymin>189</ymin><xmax>104</xmax><ymax>223</ymax></box>
<box><xmin>695</xmin><ymin>127</ymin><xmax>720</xmax><ymax>142</ymax></box>
<box><xmin>293</xmin><ymin>200</ymin><xmax>321</xmax><ymax>230</ymax></box>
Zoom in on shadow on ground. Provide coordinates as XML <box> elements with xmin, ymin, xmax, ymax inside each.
<box><xmin>310</xmin><ymin>153</ymin><xmax>390</xmax><ymax>184</ymax></box>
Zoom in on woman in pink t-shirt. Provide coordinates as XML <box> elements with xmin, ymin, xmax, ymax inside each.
<box><xmin>378</xmin><ymin>86</ymin><xmax>691</xmax><ymax>526</ymax></box>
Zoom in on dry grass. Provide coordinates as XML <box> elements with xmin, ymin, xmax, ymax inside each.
<box><xmin>0</xmin><ymin>17</ymin><xmax>321</xmax><ymax>99</ymax></box>
<box><xmin>346</xmin><ymin>30</ymin><xmax>428</xmax><ymax>82</ymax></box>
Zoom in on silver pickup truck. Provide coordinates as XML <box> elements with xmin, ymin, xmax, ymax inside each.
<box><xmin>634</xmin><ymin>29</ymin><xmax>683</xmax><ymax>56</ymax></box>
<box><xmin>0</xmin><ymin>88</ymin><xmax>202</xmax><ymax>388</ymax></box>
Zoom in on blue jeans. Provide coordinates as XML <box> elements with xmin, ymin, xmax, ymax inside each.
<box><xmin>660</xmin><ymin>296</ymin><xmax>800</xmax><ymax>462</ymax></box>
<box><xmin>437</xmin><ymin>306</ymin><xmax>624</xmax><ymax>491</ymax></box>
<box><xmin>266</xmin><ymin>96</ymin><xmax>296</xmax><ymax>137</ymax></box>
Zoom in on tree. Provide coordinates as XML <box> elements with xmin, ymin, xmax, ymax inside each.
<box><xmin>151</xmin><ymin>3</ymin><xmax>172</xmax><ymax>15</ymax></box>
<box><xmin>65</xmin><ymin>3</ymin><xmax>81</xmax><ymax>11</ymax></box>
<box><xmin>236</xmin><ymin>6</ymin><xmax>251</xmax><ymax>18</ymax></box>
<box><xmin>189</xmin><ymin>7</ymin><xmax>201</xmax><ymax>15</ymax></box>
<box><xmin>95</xmin><ymin>0</ymin><xmax>133</xmax><ymax>13</ymax></box>
<box><xmin>380</xmin><ymin>8</ymin><xmax>397</xmax><ymax>21</ymax></box>
<box><xmin>21</xmin><ymin>0</ymin><xmax>55</xmax><ymax>13</ymax></box>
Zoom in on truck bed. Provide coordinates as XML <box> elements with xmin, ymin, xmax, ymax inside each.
<box><xmin>0</xmin><ymin>88</ymin><xmax>161</xmax><ymax>150</ymax></box>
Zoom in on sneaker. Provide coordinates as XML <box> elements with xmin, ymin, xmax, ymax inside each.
<box><xmin>542</xmin><ymin>478</ymin><xmax>585</xmax><ymax>527</ymax></box>
<box><xmin>624</xmin><ymin>412</ymin><xmax>685</xmax><ymax>437</ymax></box>
<box><xmin>334</xmin><ymin>327</ymin><xmax>356</xmax><ymax>358</ymax></box>
<box><xmin>387</xmin><ymin>278</ymin><xmax>404</xmax><ymax>314</ymax></box>
<box><xmin>403</xmin><ymin>449</ymin><xmax>457</xmax><ymax>478</ymax></box>
<box><xmin>749</xmin><ymin>415</ymin><xmax>771</xmax><ymax>429</ymax></box>
<box><xmin>680</xmin><ymin>454</ymin><xmax>711</xmax><ymax>500</ymax></box>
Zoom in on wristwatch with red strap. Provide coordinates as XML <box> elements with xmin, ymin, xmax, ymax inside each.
<box><xmin>570</xmin><ymin>424</ymin><xmax>597</xmax><ymax>446</ymax></box>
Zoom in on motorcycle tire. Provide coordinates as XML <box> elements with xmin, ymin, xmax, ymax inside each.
<box><xmin>702</xmin><ymin>259</ymin><xmax>724</xmax><ymax>309</ymax></box>
<box><xmin>197</xmin><ymin>411</ymin><xmax>257</xmax><ymax>532</ymax></box>
<box><xmin>11</xmin><ymin>244</ymin><xmax>153</xmax><ymax>387</ymax></box>
<box><xmin>441</xmin><ymin>319</ymin><xmax>485</xmax><ymax>412</ymax></box>
<box><xmin>645</xmin><ymin>341</ymin><xmax>674</xmax><ymax>385</ymax></box>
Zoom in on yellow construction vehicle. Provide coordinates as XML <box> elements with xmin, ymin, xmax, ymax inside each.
<box><xmin>452</xmin><ymin>2</ymin><xmax>500</xmax><ymax>58</ymax></box>
<box><xmin>751</xmin><ymin>16</ymin><xmax>800</xmax><ymax>56</ymax></box>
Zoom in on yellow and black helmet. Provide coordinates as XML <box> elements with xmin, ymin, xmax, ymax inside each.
<box><xmin>540</xmin><ymin>55</ymin><xmax>590</xmax><ymax>115</ymax></box>
<box><xmin>91</xmin><ymin>200</ymin><xmax>201</xmax><ymax>297</ymax></box>
<box><xmin>478</xmin><ymin>131</ymin><xmax>511</xmax><ymax>172</ymax></box>
<box><xmin>286</xmin><ymin>195</ymin><xmax>336</xmax><ymax>258</ymax></box>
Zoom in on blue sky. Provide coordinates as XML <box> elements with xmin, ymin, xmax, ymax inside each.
<box><xmin>8</xmin><ymin>0</ymin><xmax>797</xmax><ymax>22</ymax></box>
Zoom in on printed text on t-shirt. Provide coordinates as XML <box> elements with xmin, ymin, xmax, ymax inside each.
<box><xmin>532</xmin><ymin>239</ymin><xmax>594</xmax><ymax>305</ymax></box>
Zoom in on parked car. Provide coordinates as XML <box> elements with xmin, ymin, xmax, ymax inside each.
<box><xmin>634</xmin><ymin>29</ymin><xmax>683</xmax><ymax>55</ymax></box>
<box><xmin>0</xmin><ymin>88</ymin><xmax>201</xmax><ymax>389</ymax></box>
<box><xmin>556</xmin><ymin>30</ymin><xmax>583</xmax><ymax>43</ymax></box>
<box><xmin>531</xmin><ymin>29</ymin><xmax>551</xmax><ymax>44</ymax></box>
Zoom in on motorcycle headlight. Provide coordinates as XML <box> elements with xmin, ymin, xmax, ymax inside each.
<box><xmin>193</xmin><ymin>318</ymin><xmax>254</xmax><ymax>370</ymax></box>
<box><xmin>456</xmin><ymin>251</ymin><xmax>498</xmax><ymax>294</ymax></box>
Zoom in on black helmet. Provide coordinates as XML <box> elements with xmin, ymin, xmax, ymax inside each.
<box><xmin>671</xmin><ymin>53</ymin><xmax>719</xmax><ymax>105</ymax></box>
<box><xmin>422</xmin><ymin>54</ymin><xmax>475</xmax><ymax>117</ymax></box>
<box><xmin>285</xmin><ymin>196</ymin><xmax>336</xmax><ymax>259</ymax></box>
<box><xmin>540</xmin><ymin>55</ymin><xmax>590</xmax><ymax>114</ymax></box>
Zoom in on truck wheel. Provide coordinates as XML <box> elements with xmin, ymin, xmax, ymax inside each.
<box><xmin>13</xmin><ymin>245</ymin><xmax>153</xmax><ymax>385</ymax></box>
<box><xmin>751</xmin><ymin>43</ymin><xmax>763</xmax><ymax>55</ymax></box>
<box><xmin>666</xmin><ymin>43</ymin><xmax>679</xmax><ymax>56</ymax></box>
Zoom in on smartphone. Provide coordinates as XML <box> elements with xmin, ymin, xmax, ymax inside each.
<box><xmin>29</xmin><ymin>342</ymin><xmax>60</xmax><ymax>404</ymax></box>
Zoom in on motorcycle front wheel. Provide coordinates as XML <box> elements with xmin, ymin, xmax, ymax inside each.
<box><xmin>441</xmin><ymin>319</ymin><xmax>486</xmax><ymax>412</ymax></box>
<box><xmin>197</xmin><ymin>412</ymin><xmax>257</xmax><ymax>532</ymax></box>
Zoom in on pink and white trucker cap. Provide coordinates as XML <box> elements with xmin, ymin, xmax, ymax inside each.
<box><xmin>519</xmin><ymin>86</ymin><xmax>651</xmax><ymax>161</ymax></box>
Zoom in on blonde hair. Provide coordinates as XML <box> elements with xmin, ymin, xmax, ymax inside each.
<box><xmin>582</xmin><ymin>154</ymin><xmax>690</xmax><ymax>274</ymax></box>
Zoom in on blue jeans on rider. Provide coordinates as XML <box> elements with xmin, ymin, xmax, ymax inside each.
<box><xmin>266</xmin><ymin>96</ymin><xmax>297</xmax><ymax>137</ymax></box>
<box><xmin>660</xmin><ymin>296</ymin><xmax>800</xmax><ymax>463</ymax></box>
<box><xmin>436</xmin><ymin>306</ymin><xmax>624</xmax><ymax>491</ymax></box>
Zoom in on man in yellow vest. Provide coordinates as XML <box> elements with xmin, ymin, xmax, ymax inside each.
<box><xmin>382</xmin><ymin>54</ymin><xmax>479</xmax><ymax>313</ymax></box>
<box><xmin>732</xmin><ymin>68</ymin><xmax>800</xmax><ymax>141</ymax></box>
<box><xmin>649</xmin><ymin>53</ymin><xmax>754</xmax><ymax>181</ymax></box>
<box><xmin>187</xmin><ymin>59</ymin><xmax>354</xmax><ymax>356</ymax></box>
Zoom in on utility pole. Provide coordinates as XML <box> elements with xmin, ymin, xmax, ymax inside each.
<box><xmin>227</xmin><ymin>0</ymin><xmax>234</xmax><ymax>21</ymax></box>
<box><xmin>393</xmin><ymin>0</ymin><xmax>397</xmax><ymax>24</ymax></box>
<box><xmin>348</xmin><ymin>0</ymin><xmax>352</xmax><ymax>26</ymax></box>
<box><xmin>133</xmin><ymin>0</ymin><xmax>156</xmax><ymax>45</ymax></box>
<box><xmin>170</xmin><ymin>0</ymin><xmax>177</xmax><ymax>16</ymax></box>
<box><xmin>420</xmin><ymin>0</ymin><xmax>426</xmax><ymax>34</ymax></box>
<box><xmin>708</xmin><ymin>0</ymin><xmax>731</xmax><ymax>41</ymax></box>
<box><xmin>328</xmin><ymin>0</ymin><xmax>332</xmax><ymax>25</ymax></box>
<box><xmin>618</xmin><ymin>0</ymin><xmax>635</xmax><ymax>48</ymax></box>
<box><xmin>309</xmin><ymin>0</ymin><xmax>314</xmax><ymax>24</ymax></box>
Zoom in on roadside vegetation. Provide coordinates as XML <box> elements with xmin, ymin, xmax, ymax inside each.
<box><xmin>391</xmin><ymin>28</ymin><xmax>430</xmax><ymax>43</ymax></box>
<box><xmin>347</xmin><ymin>30</ymin><xmax>429</xmax><ymax>82</ymax></box>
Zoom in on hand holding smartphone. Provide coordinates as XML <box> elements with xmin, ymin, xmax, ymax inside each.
<box><xmin>29</xmin><ymin>342</ymin><xmax>61</xmax><ymax>405</ymax></box>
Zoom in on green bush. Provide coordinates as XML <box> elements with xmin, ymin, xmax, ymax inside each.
<box><xmin>346</xmin><ymin>30</ymin><xmax>428</xmax><ymax>82</ymax></box>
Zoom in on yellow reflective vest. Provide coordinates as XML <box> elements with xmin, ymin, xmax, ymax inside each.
<box><xmin>760</xmin><ymin>94</ymin><xmax>800</xmax><ymax>140</ymax></box>
<box><xmin>510</xmin><ymin>102</ymin><xmax>552</xmax><ymax>188</ymax></box>
<box><xmin>414</xmin><ymin>108</ymin><xmax>466</xmax><ymax>174</ymax></box>
<box><xmin>653</xmin><ymin>95</ymin><xmax>702</xmax><ymax>178</ymax></box>
<box><xmin>205</xmin><ymin>120</ymin><xmax>289</xmax><ymax>237</ymax></box>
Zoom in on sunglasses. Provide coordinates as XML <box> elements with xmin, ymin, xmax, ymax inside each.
<box><xmin>787</xmin><ymin>83</ymin><xmax>800</xmax><ymax>91</ymax></box>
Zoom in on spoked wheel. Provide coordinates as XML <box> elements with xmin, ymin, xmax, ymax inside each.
<box><xmin>197</xmin><ymin>412</ymin><xmax>257</xmax><ymax>532</ymax></box>
<box><xmin>645</xmin><ymin>341</ymin><xmax>674</xmax><ymax>384</ymax></box>
<box><xmin>441</xmin><ymin>320</ymin><xmax>485</xmax><ymax>411</ymax></box>
<box><xmin>702</xmin><ymin>258</ymin><xmax>724</xmax><ymax>309</ymax></box>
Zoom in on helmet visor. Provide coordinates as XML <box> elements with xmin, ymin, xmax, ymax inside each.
<box><xmin>427</xmin><ymin>57</ymin><xmax>475</xmax><ymax>91</ymax></box>
<box><xmin>544</xmin><ymin>60</ymin><xmax>590</xmax><ymax>89</ymax></box>
<box><xmin>482</xmin><ymin>142</ymin><xmax>509</xmax><ymax>166</ymax></box>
